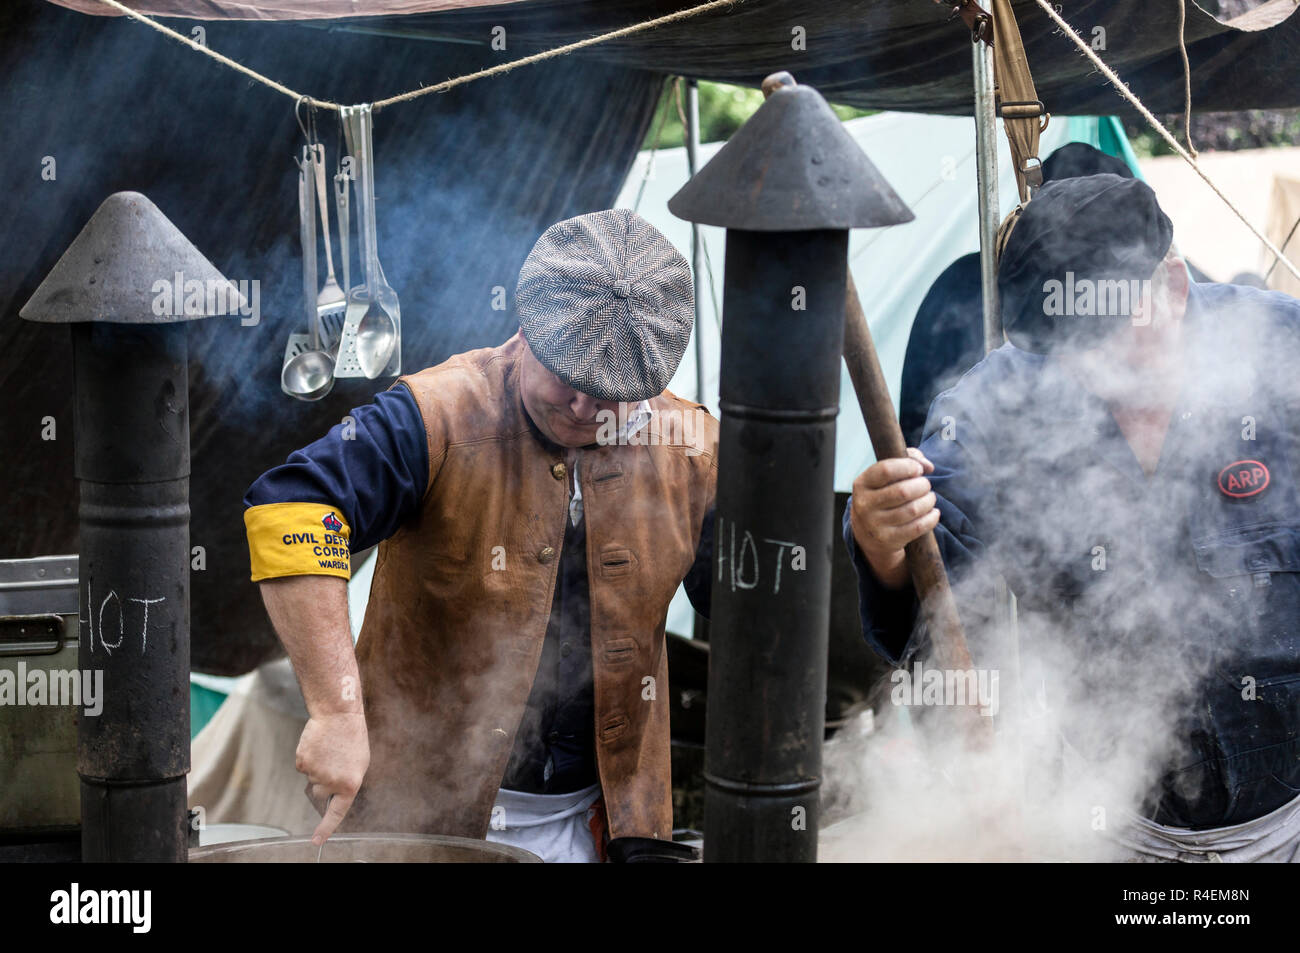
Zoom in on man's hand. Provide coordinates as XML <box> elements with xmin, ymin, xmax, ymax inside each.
<box><xmin>849</xmin><ymin>448</ymin><xmax>938</xmax><ymax>590</ymax></box>
<box><xmin>297</xmin><ymin>711</ymin><xmax>369</xmax><ymax>845</ymax></box>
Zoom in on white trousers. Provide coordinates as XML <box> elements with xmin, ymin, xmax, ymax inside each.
<box><xmin>1113</xmin><ymin>791</ymin><xmax>1300</xmax><ymax>863</ymax></box>
<box><xmin>484</xmin><ymin>783</ymin><xmax>603</xmax><ymax>864</ymax></box>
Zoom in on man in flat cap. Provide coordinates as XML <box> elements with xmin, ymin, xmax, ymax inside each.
<box><xmin>243</xmin><ymin>209</ymin><xmax>718</xmax><ymax>862</ymax></box>
<box><xmin>846</xmin><ymin>174</ymin><xmax>1300</xmax><ymax>860</ymax></box>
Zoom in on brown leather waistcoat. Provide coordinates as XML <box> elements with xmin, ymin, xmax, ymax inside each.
<box><xmin>347</xmin><ymin>336</ymin><xmax>718</xmax><ymax>840</ymax></box>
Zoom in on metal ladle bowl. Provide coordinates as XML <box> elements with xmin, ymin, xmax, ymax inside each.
<box><xmin>283</xmin><ymin>153</ymin><xmax>335</xmax><ymax>402</ymax></box>
<box><xmin>281</xmin><ymin>346</ymin><xmax>335</xmax><ymax>401</ymax></box>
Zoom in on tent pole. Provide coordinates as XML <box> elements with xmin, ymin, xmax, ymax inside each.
<box><xmin>685</xmin><ymin>77</ymin><xmax>711</xmax><ymax>645</ymax></box>
<box><xmin>973</xmin><ymin>25</ymin><xmax>1028</xmax><ymax>835</ymax></box>
<box><xmin>972</xmin><ymin>32</ymin><xmax>1001</xmax><ymax>351</ymax></box>
<box><xmin>685</xmin><ymin>78</ymin><xmax>705</xmax><ymax>405</ymax></box>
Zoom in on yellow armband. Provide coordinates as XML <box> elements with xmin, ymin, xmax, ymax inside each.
<box><xmin>244</xmin><ymin>502</ymin><xmax>353</xmax><ymax>582</ymax></box>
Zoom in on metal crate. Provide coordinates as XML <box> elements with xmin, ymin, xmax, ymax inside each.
<box><xmin>0</xmin><ymin>555</ymin><xmax>80</xmax><ymax>832</ymax></box>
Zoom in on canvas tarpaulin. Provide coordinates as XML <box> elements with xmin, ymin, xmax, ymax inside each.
<box><xmin>45</xmin><ymin>0</ymin><xmax>1300</xmax><ymax>113</ymax></box>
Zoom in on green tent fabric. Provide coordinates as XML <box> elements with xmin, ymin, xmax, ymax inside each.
<box><xmin>191</xmin><ymin>683</ymin><xmax>229</xmax><ymax>739</ymax></box>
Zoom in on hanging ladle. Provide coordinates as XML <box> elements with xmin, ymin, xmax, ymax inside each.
<box><xmin>282</xmin><ymin>150</ymin><xmax>335</xmax><ymax>401</ymax></box>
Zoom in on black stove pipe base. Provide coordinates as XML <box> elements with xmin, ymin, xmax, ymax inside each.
<box><xmin>80</xmin><ymin>778</ymin><xmax>189</xmax><ymax>863</ymax></box>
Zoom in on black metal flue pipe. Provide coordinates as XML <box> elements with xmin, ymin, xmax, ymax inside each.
<box><xmin>704</xmin><ymin>229</ymin><xmax>846</xmax><ymax>861</ymax></box>
<box><xmin>669</xmin><ymin>75</ymin><xmax>913</xmax><ymax>862</ymax></box>
<box><xmin>73</xmin><ymin>322</ymin><xmax>192</xmax><ymax>862</ymax></box>
<box><xmin>22</xmin><ymin>192</ymin><xmax>239</xmax><ymax>861</ymax></box>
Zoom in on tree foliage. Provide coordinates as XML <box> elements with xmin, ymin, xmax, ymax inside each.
<box><xmin>641</xmin><ymin>78</ymin><xmax>873</xmax><ymax>150</ymax></box>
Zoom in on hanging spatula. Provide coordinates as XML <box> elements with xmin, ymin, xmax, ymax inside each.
<box><xmin>311</xmin><ymin>143</ymin><xmax>347</xmax><ymax>329</ymax></box>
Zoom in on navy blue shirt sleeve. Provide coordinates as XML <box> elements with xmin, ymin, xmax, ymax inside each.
<box><xmin>244</xmin><ymin>383</ymin><xmax>429</xmax><ymax>553</ymax></box>
<box><xmin>683</xmin><ymin>504</ymin><xmax>716</xmax><ymax>620</ymax></box>
<box><xmin>841</xmin><ymin>501</ymin><xmax>919</xmax><ymax>664</ymax></box>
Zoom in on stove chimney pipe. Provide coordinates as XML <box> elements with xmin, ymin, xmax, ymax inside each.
<box><xmin>669</xmin><ymin>74</ymin><xmax>913</xmax><ymax>862</ymax></box>
<box><xmin>22</xmin><ymin>192</ymin><xmax>241</xmax><ymax>861</ymax></box>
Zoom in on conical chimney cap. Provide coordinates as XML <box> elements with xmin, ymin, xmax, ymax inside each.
<box><xmin>21</xmin><ymin>191</ymin><xmax>243</xmax><ymax>324</ymax></box>
<box><xmin>669</xmin><ymin>82</ymin><xmax>914</xmax><ymax>232</ymax></box>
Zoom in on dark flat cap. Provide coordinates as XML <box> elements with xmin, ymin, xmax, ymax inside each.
<box><xmin>1042</xmin><ymin>142</ymin><xmax>1135</xmax><ymax>183</ymax></box>
<box><xmin>999</xmin><ymin>174</ymin><xmax>1173</xmax><ymax>353</ymax></box>
<box><xmin>515</xmin><ymin>208</ymin><xmax>694</xmax><ymax>402</ymax></box>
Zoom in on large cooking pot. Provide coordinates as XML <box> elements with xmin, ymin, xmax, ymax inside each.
<box><xmin>190</xmin><ymin>833</ymin><xmax>541</xmax><ymax>863</ymax></box>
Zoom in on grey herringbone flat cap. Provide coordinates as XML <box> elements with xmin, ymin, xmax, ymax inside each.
<box><xmin>516</xmin><ymin>208</ymin><xmax>694</xmax><ymax>402</ymax></box>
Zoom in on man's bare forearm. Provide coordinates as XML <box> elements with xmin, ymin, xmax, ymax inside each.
<box><xmin>258</xmin><ymin>575</ymin><xmax>362</xmax><ymax>716</ymax></box>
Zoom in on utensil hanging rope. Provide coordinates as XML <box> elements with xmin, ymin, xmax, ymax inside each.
<box><xmin>1176</xmin><ymin>0</ymin><xmax>1199</xmax><ymax>158</ymax></box>
<box><xmin>1032</xmin><ymin>0</ymin><xmax>1300</xmax><ymax>283</ymax></box>
<box><xmin>94</xmin><ymin>0</ymin><xmax>745</xmax><ymax>111</ymax></box>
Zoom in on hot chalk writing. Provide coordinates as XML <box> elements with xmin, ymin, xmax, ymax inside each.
<box><xmin>80</xmin><ymin>581</ymin><xmax>165</xmax><ymax>656</ymax></box>
<box><xmin>716</xmin><ymin>516</ymin><xmax>806</xmax><ymax>595</ymax></box>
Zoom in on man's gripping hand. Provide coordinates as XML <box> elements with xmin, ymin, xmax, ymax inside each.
<box><xmin>298</xmin><ymin>710</ymin><xmax>369</xmax><ymax>846</ymax></box>
<box><xmin>849</xmin><ymin>447</ymin><xmax>938</xmax><ymax>590</ymax></box>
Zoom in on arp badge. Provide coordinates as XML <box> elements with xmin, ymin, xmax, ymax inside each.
<box><xmin>1217</xmin><ymin>459</ymin><xmax>1270</xmax><ymax>499</ymax></box>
